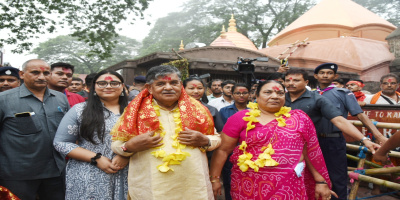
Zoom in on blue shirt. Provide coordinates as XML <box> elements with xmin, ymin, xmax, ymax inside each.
<box><xmin>285</xmin><ymin>89</ymin><xmax>342</xmax><ymax>133</ymax></box>
<box><xmin>220</xmin><ymin>104</ymin><xmax>248</xmax><ymax>124</ymax></box>
<box><xmin>0</xmin><ymin>84</ymin><xmax>69</xmax><ymax>180</ymax></box>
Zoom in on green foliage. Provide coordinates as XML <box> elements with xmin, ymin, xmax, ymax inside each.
<box><xmin>138</xmin><ymin>0</ymin><xmax>315</xmax><ymax>56</ymax></box>
<box><xmin>31</xmin><ymin>35</ymin><xmax>140</xmax><ymax>74</ymax></box>
<box><xmin>138</xmin><ymin>0</ymin><xmax>399</xmax><ymax>57</ymax></box>
<box><xmin>354</xmin><ymin>0</ymin><xmax>400</xmax><ymax>27</ymax></box>
<box><xmin>0</xmin><ymin>0</ymin><xmax>151</xmax><ymax>59</ymax></box>
<box><xmin>138</xmin><ymin>2</ymin><xmax>222</xmax><ymax>56</ymax></box>
<box><xmin>162</xmin><ymin>59</ymin><xmax>189</xmax><ymax>81</ymax></box>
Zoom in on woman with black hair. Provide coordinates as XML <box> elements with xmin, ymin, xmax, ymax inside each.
<box><xmin>54</xmin><ymin>70</ymin><xmax>129</xmax><ymax>200</ymax></box>
<box><xmin>183</xmin><ymin>76</ymin><xmax>224</xmax><ymax>133</ymax></box>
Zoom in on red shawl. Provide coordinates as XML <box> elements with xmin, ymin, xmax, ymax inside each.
<box><xmin>353</xmin><ymin>91</ymin><xmax>366</xmax><ymax>102</ymax></box>
<box><xmin>0</xmin><ymin>186</ymin><xmax>20</xmax><ymax>200</ymax></box>
<box><xmin>111</xmin><ymin>87</ymin><xmax>214</xmax><ymax>141</ymax></box>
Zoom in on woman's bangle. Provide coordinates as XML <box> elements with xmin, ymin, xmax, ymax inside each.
<box><xmin>90</xmin><ymin>153</ymin><xmax>102</xmax><ymax>166</ymax></box>
<box><xmin>315</xmin><ymin>181</ymin><xmax>328</xmax><ymax>184</ymax></box>
<box><xmin>210</xmin><ymin>175</ymin><xmax>220</xmax><ymax>179</ymax></box>
<box><xmin>211</xmin><ymin>180</ymin><xmax>219</xmax><ymax>183</ymax></box>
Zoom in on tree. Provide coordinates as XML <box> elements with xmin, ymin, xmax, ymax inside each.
<box><xmin>31</xmin><ymin>35</ymin><xmax>140</xmax><ymax>74</ymax></box>
<box><xmin>138</xmin><ymin>1</ymin><xmax>223</xmax><ymax>56</ymax></box>
<box><xmin>138</xmin><ymin>0</ymin><xmax>399</xmax><ymax>57</ymax></box>
<box><xmin>0</xmin><ymin>0</ymin><xmax>150</xmax><ymax>59</ymax></box>
<box><xmin>138</xmin><ymin>0</ymin><xmax>315</xmax><ymax>56</ymax></box>
<box><xmin>354</xmin><ymin>0</ymin><xmax>400</xmax><ymax>27</ymax></box>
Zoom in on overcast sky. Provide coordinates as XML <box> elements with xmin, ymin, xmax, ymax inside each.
<box><xmin>0</xmin><ymin>0</ymin><xmax>188</xmax><ymax>69</ymax></box>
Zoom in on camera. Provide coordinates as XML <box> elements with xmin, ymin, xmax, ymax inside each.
<box><xmin>234</xmin><ymin>57</ymin><xmax>269</xmax><ymax>88</ymax></box>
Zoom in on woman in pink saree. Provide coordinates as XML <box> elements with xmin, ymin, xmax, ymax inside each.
<box><xmin>210</xmin><ymin>81</ymin><xmax>337</xmax><ymax>200</ymax></box>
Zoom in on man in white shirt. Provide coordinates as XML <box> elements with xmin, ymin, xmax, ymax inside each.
<box><xmin>208</xmin><ymin>80</ymin><xmax>235</xmax><ymax>111</ymax></box>
<box><xmin>207</xmin><ymin>79</ymin><xmax>223</xmax><ymax>101</ymax></box>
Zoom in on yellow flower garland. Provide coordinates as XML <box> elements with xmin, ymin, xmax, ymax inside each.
<box><xmin>237</xmin><ymin>102</ymin><xmax>292</xmax><ymax>172</ymax></box>
<box><xmin>150</xmin><ymin>102</ymin><xmax>191</xmax><ymax>173</ymax></box>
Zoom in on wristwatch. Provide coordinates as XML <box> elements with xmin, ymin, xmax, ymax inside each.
<box><xmin>360</xmin><ymin>137</ymin><xmax>371</xmax><ymax>144</ymax></box>
<box><xmin>200</xmin><ymin>138</ymin><xmax>211</xmax><ymax>152</ymax></box>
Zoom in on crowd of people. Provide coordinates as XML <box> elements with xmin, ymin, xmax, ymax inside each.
<box><xmin>0</xmin><ymin>59</ymin><xmax>399</xmax><ymax>200</ymax></box>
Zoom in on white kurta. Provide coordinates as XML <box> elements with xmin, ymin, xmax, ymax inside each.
<box><xmin>112</xmin><ymin>106</ymin><xmax>221</xmax><ymax>200</ymax></box>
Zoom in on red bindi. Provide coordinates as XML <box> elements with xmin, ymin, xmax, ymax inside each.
<box><xmin>239</xmin><ymin>88</ymin><xmax>246</xmax><ymax>92</ymax></box>
<box><xmin>40</xmin><ymin>67</ymin><xmax>45</xmax><ymax>71</ymax></box>
<box><xmin>388</xmin><ymin>79</ymin><xmax>393</xmax><ymax>83</ymax></box>
<box><xmin>272</xmin><ymin>86</ymin><xmax>280</xmax><ymax>91</ymax></box>
<box><xmin>62</xmin><ymin>67</ymin><xmax>71</xmax><ymax>73</ymax></box>
<box><xmin>193</xmin><ymin>84</ymin><xmax>198</xmax><ymax>87</ymax></box>
<box><xmin>162</xmin><ymin>76</ymin><xmax>172</xmax><ymax>81</ymax></box>
<box><xmin>289</xmin><ymin>77</ymin><xmax>293</xmax><ymax>80</ymax></box>
<box><xmin>105</xmin><ymin>76</ymin><xmax>113</xmax><ymax>81</ymax></box>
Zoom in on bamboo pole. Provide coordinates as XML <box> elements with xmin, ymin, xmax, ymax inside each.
<box><xmin>348</xmin><ymin>167</ymin><xmax>357</xmax><ymax>171</ymax></box>
<box><xmin>348</xmin><ymin>120</ymin><xmax>400</xmax><ymax>129</ymax></box>
<box><xmin>347</xmin><ymin>154</ymin><xmax>400</xmax><ymax>176</ymax></box>
<box><xmin>276</xmin><ymin>40</ymin><xmax>299</xmax><ymax>59</ymax></box>
<box><xmin>347</xmin><ymin>154</ymin><xmax>383</xmax><ymax>168</ymax></box>
<box><xmin>348</xmin><ymin>151</ymin><xmax>366</xmax><ymax>199</ymax></box>
<box><xmin>346</xmin><ymin>143</ymin><xmax>400</xmax><ymax>158</ymax></box>
<box><xmin>347</xmin><ymin>172</ymin><xmax>400</xmax><ymax>190</ymax></box>
<box><xmin>348</xmin><ymin>166</ymin><xmax>400</xmax><ymax>175</ymax></box>
<box><xmin>363</xmin><ymin>166</ymin><xmax>400</xmax><ymax>175</ymax></box>
<box><xmin>283</xmin><ymin>38</ymin><xmax>309</xmax><ymax>60</ymax></box>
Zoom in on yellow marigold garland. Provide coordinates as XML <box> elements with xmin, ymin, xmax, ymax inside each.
<box><xmin>238</xmin><ymin>102</ymin><xmax>291</xmax><ymax>172</ymax></box>
<box><xmin>150</xmin><ymin>102</ymin><xmax>191</xmax><ymax>173</ymax></box>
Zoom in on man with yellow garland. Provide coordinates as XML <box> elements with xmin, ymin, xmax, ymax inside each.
<box><xmin>110</xmin><ymin>65</ymin><xmax>221</xmax><ymax>200</ymax></box>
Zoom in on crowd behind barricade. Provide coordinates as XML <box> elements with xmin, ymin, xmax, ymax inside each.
<box><xmin>0</xmin><ymin>59</ymin><xmax>399</xmax><ymax>200</ymax></box>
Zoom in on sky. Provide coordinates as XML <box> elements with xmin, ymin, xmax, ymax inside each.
<box><xmin>0</xmin><ymin>0</ymin><xmax>188</xmax><ymax>69</ymax></box>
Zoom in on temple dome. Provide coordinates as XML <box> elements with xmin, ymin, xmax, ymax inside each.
<box><xmin>267</xmin><ymin>0</ymin><xmax>396</xmax><ymax>46</ymax></box>
<box><xmin>210</xmin><ymin>15</ymin><xmax>258</xmax><ymax>51</ymax></box>
<box><xmin>260</xmin><ymin>37</ymin><xmax>394</xmax><ymax>81</ymax></box>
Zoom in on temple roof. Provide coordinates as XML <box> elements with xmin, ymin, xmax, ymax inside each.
<box><xmin>386</xmin><ymin>27</ymin><xmax>400</xmax><ymax>40</ymax></box>
<box><xmin>210</xmin><ymin>15</ymin><xmax>258</xmax><ymax>51</ymax></box>
<box><xmin>268</xmin><ymin>0</ymin><xmax>397</xmax><ymax>46</ymax></box>
<box><xmin>260</xmin><ymin>37</ymin><xmax>394</xmax><ymax>72</ymax></box>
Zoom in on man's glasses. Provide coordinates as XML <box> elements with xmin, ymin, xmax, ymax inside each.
<box><xmin>96</xmin><ymin>81</ymin><xmax>122</xmax><ymax>88</ymax></box>
<box><xmin>233</xmin><ymin>92</ymin><xmax>249</xmax><ymax>96</ymax></box>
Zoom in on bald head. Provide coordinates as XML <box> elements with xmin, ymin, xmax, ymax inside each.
<box><xmin>21</xmin><ymin>59</ymin><xmax>50</xmax><ymax>72</ymax></box>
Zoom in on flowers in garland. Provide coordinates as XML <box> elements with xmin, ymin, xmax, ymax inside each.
<box><xmin>150</xmin><ymin>102</ymin><xmax>191</xmax><ymax>173</ymax></box>
<box><xmin>237</xmin><ymin>103</ymin><xmax>291</xmax><ymax>172</ymax></box>
<box><xmin>275</xmin><ymin>106</ymin><xmax>291</xmax><ymax>127</ymax></box>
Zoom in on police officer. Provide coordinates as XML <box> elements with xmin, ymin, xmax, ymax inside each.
<box><xmin>284</xmin><ymin>69</ymin><xmax>383</xmax><ymax>199</ymax></box>
<box><xmin>313</xmin><ymin>63</ymin><xmax>384</xmax><ymax>199</ymax></box>
<box><xmin>0</xmin><ymin>66</ymin><xmax>20</xmax><ymax>92</ymax></box>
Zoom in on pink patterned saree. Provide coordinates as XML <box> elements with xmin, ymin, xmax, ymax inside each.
<box><xmin>223</xmin><ymin>109</ymin><xmax>331</xmax><ymax>200</ymax></box>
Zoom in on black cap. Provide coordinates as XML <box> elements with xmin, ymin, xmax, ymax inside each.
<box><xmin>0</xmin><ymin>67</ymin><xmax>20</xmax><ymax>79</ymax></box>
<box><xmin>314</xmin><ymin>63</ymin><xmax>338</xmax><ymax>74</ymax></box>
<box><xmin>134</xmin><ymin>75</ymin><xmax>146</xmax><ymax>83</ymax></box>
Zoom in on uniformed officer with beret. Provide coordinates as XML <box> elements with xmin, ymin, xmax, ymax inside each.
<box><xmin>313</xmin><ymin>63</ymin><xmax>384</xmax><ymax>199</ymax></box>
<box><xmin>0</xmin><ymin>66</ymin><xmax>20</xmax><ymax>92</ymax></box>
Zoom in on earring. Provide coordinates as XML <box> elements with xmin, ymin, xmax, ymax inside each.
<box><xmin>94</xmin><ymin>92</ymin><xmax>97</xmax><ymax>96</ymax></box>
<box><xmin>120</xmin><ymin>92</ymin><xmax>125</xmax><ymax>96</ymax></box>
